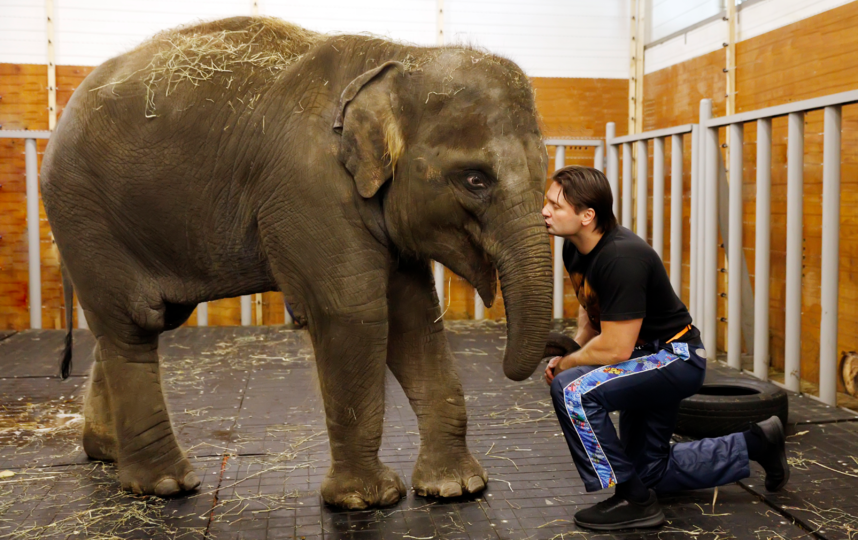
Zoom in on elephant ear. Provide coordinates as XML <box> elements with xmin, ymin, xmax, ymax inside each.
<box><xmin>333</xmin><ymin>61</ymin><xmax>404</xmax><ymax>198</ymax></box>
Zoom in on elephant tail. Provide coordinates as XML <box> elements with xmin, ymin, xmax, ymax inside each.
<box><xmin>60</xmin><ymin>263</ymin><xmax>74</xmax><ymax>380</ymax></box>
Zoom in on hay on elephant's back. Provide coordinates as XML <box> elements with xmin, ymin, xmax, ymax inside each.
<box><xmin>139</xmin><ymin>17</ymin><xmax>322</xmax><ymax>116</ymax></box>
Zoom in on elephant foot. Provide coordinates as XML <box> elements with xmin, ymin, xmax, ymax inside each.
<box><xmin>321</xmin><ymin>463</ymin><xmax>406</xmax><ymax>509</ymax></box>
<box><xmin>117</xmin><ymin>445</ymin><xmax>200</xmax><ymax>497</ymax></box>
<box><xmin>83</xmin><ymin>421</ymin><xmax>118</xmax><ymax>462</ymax></box>
<box><xmin>411</xmin><ymin>449</ymin><xmax>487</xmax><ymax>498</ymax></box>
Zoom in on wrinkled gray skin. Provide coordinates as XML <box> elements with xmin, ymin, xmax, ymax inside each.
<box><xmin>41</xmin><ymin>17</ymin><xmax>552</xmax><ymax>508</ymax></box>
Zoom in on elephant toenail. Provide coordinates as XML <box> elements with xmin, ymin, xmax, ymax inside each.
<box><xmin>154</xmin><ymin>478</ymin><xmax>179</xmax><ymax>497</ymax></box>
<box><xmin>130</xmin><ymin>482</ymin><xmax>143</xmax><ymax>495</ymax></box>
<box><xmin>380</xmin><ymin>487</ymin><xmax>401</xmax><ymax>506</ymax></box>
<box><xmin>342</xmin><ymin>494</ymin><xmax>367</xmax><ymax>510</ymax></box>
<box><xmin>183</xmin><ymin>471</ymin><xmax>201</xmax><ymax>490</ymax></box>
<box><xmin>439</xmin><ymin>481</ymin><xmax>462</xmax><ymax>498</ymax></box>
<box><xmin>466</xmin><ymin>476</ymin><xmax>486</xmax><ymax>493</ymax></box>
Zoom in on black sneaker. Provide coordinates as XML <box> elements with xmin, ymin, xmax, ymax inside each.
<box><xmin>752</xmin><ymin>415</ymin><xmax>790</xmax><ymax>492</ymax></box>
<box><xmin>574</xmin><ymin>489</ymin><xmax>665</xmax><ymax>531</ymax></box>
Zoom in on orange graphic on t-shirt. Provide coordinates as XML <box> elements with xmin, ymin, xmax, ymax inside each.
<box><xmin>570</xmin><ymin>271</ymin><xmax>601</xmax><ymax>332</ymax></box>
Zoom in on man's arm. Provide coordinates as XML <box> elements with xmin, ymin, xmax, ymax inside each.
<box><xmin>573</xmin><ymin>304</ymin><xmax>599</xmax><ymax>346</ymax></box>
<box><xmin>558</xmin><ymin>318</ymin><xmax>642</xmax><ymax>371</ymax></box>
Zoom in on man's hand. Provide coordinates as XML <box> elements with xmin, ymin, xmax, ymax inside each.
<box><xmin>544</xmin><ymin>356</ymin><xmax>562</xmax><ymax>385</ymax></box>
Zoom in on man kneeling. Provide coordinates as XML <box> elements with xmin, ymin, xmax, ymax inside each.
<box><xmin>542</xmin><ymin>166</ymin><xmax>789</xmax><ymax>531</ymax></box>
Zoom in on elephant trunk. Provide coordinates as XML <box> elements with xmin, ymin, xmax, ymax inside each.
<box><xmin>494</xmin><ymin>214</ymin><xmax>554</xmax><ymax>382</ymax></box>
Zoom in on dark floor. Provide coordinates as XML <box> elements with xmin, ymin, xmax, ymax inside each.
<box><xmin>1</xmin><ymin>322</ymin><xmax>857</xmax><ymax>539</ymax></box>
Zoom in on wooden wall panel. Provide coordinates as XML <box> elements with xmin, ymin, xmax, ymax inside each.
<box><xmin>2</xmin><ymin>68</ymin><xmax>627</xmax><ymax>329</ymax></box>
<box><xmin>643</xmin><ymin>1</ymin><xmax>858</xmax><ymax>386</ymax></box>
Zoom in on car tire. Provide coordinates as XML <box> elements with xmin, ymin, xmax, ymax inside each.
<box><xmin>675</xmin><ymin>377</ymin><xmax>789</xmax><ymax>438</ymax></box>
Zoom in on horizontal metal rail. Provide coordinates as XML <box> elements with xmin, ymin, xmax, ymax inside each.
<box><xmin>608</xmin><ymin>124</ymin><xmax>695</xmax><ymax>145</ymax></box>
<box><xmin>705</xmin><ymin>89</ymin><xmax>858</xmax><ymax>128</ymax></box>
<box><xmin>0</xmin><ymin>130</ymin><xmax>52</xmax><ymax>139</ymax></box>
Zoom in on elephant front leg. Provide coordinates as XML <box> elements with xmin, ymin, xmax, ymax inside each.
<box><xmin>312</xmin><ymin>314</ymin><xmax>406</xmax><ymax>509</ymax></box>
<box><xmin>387</xmin><ymin>260</ymin><xmax>487</xmax><ymax>498</ymax></box>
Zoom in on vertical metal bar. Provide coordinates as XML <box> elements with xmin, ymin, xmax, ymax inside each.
<box><xmin>819</xmin><ymin>105</ymin><xmax>842</xmax><ymax>405</ymax></box>
<box><xmin>553</xmin><ymin>145</ymin><xmax>566</xmax><ymax>319</ymax></box>
<box><xmin>241</xmin><ymin>295</ymin><xmax>252</xmax><ymax>326</ymax></box>
<box><xmin>689</xmin><ymin>126</ymin><xmax>699</xmax><ymax>320</ymax></box>
<box><xmin>474</xmin><ymin>292</ymin><xmax>485</xmax><ymax>320</ymax></box>
<box><xmin>25</xmin><ymin>138</ymin><xmax>42</xmax><ymax>329</ymax></box>
<box><xmin>652</xmin><ymin>137</ymin><xmax>665</xmax><ymax>258</ymax></box>
<box><xmin>670</xmin><ymin>134</ymin><xmax>683</xmax><ymax>295</ymax></box>
<box><xmin>434</xmin><ymin>261</ymin><xmax>445</xmax><ymax>310</ymax></box>
<box><xmin>594</xmin><ymin>141</ymin><xmax>605</xmax><ymax>172</ymax></box>
<box><xmin>784</xmin><ymin>111</ymin><xmax>804</xmax><ymax>392</ymax></box>
<box><xmin>197</xmin><ymin>303</ymin><xmax>208</xmax><ymax>327</ymax></box>
<box><xmin>622</xmin><ymin>142</ymin><xmax>633</xmax><ymax>228</ymax></box>
<box><xmin>77</xmin><ymin>302</ymin><xmax>87</xmax><ymax>329</ymax></box>
<box><xmin>701</xmin><ymin>99</ymin><xmax>717</xmax><ymax>360</ymax></box>
<box><xmin>283</xmin><ymin>299</ymin><xmax>294</xmax><ymax>325</ymax></box>
<box><xmin>636</xmin><ymin>140</ymin><xmax>648</xmax><ymax>241</ymax></box>
<box><xmin>727</xmin><ymin>122</ymin><xmax>744</xmax><ymax>370</ymax></box>
<box><xmin>754</xmin><ymin>118</ymin><xmax>772</xmax><ymax>381</ymax></box>
<box><xmin>606</xmin><ymin>123</ymin><xmax>619</xmax><ymax>218</ymax></box>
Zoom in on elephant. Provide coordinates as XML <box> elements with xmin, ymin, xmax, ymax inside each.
<box><xmin>41</xmin><ymin>16</ymin><xmax>553</xmax><ymax>509</ymax></box>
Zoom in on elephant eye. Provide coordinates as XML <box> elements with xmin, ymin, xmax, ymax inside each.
<box><xmin>465</xmin><ymin>172</ymin><xmax>487</xmax><ymax>189</ymax></box>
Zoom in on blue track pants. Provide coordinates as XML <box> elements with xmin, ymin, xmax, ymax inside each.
<box><xmin>549</xmin><ymin>341</ymin><xmax>750</xmax><ymax>493</ymax></box>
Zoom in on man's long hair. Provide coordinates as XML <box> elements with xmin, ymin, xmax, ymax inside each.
<box><xmin>551</xmin><ymin>165</ymin><xmax>618</xmax><ymax>234</ymax></box>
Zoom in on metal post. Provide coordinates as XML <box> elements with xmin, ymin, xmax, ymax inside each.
<box><xmin>753</xmin><ymin>118</ymin><xmax>772</xmax><ymax>381</ymax></box>
<box><xmin>652</xmin><ymin>137</ymin><xmax>665</xmax><ymax>258</ymax></box>
<box><xmin>25</xmin><ymin>138</ymin><xmax>42</xmax><ymax>329</ymax></box>
<box><xmin>727</xmin><ymin>123</ymin><xmax>744</xmax><ymax>370</ymax></box>
<box><xmin>77</xmin><ymin>302</ymin><xmax>87</xmax><ymax>329</ymax></box>
<box><xmin>669</xmin><ymin>133</ymin><xmax>683</xmax><ymax>295</ymax></box>
<box><xmin>241</xmin><ymin>295</ymin><xmax>252</xmax><ymax>326</ymax></box>
<box><xmin>784</xmin><ymin>112</ymin><xmax>804</xmax><ymax>392</ymax></box>
<box><xmin>622</xmin><ymin>142</ymin><xmax>633</xmax><ymax>228</ymax></box>
<box><xmin>701</xmin><ymin>99</ymin><xmax>717</xmax><ymax>360</ymax></box>
<box><xmin>689</xmin><ymin>126</ymin><xmax>699</xmax><ymax>320</ymax></box>
<box><xmin>474</xmin><ymin>292</ymin><xmax>485</xmax><ymax>320</ymax></box>
<box><xmin>636</xmin><ymin>140</ymin><xmax>648</xmax><ymax>241</ymax></box>
<box><xmin>553</xmin><ymin>145</ymin><xmax>566</xmax><ymax>319</ymax></box>
<box><xmin>197</xmin><ymin>302</ymin><xmax>208</xmax><ymax>327</ymax></box>
<box><xmin>819</xmin><ymin>105</ymin><xmax>841</xmax><ymax>405</ymax></box>
<box><xmin>606</xmin><ymin>123</ymin><xmax>619</xmax><ymax>218</ymax></box>
<box><xmin>594</xmin><ymin>142</ymin><xmax>604</xmax><ymax>172</ymax></box>
<box><xmin>434</xmin><ymin>261</ymin><xmax>445</xmax><ymax>310</ymax></box>
<box><xmin>696</xmin><ymin>123</ymin><xmax>707</xmax><ymax>335</ymax></box>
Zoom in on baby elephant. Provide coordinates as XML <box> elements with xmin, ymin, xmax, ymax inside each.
<box><xmin>42</xmin><ymin>16</ymin><xmax>553</xmax><ymax>508</ymax></box>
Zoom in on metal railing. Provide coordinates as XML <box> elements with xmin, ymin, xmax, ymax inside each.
<box><xmin>0</xmin><ymin>129</ymin><xmax>254</xmax><ymax>329</ymax></box>
<box><xmin>702</xmin><ymin>89</ymin><xmax>858</xmax><ymax>406</ymax></box>
<box><xmin>0</xmin><ymin>130</ymin><xmax>52</xmax><ymax>330</ymax></box>
<box><xmin>544</xmin><ymin>138</ymin><xmax>605</xmax><ymax>318</ymax></box>
<box><xmin>604</xmin><ymin>123</ymin><xmax>698</xmax><ymax>300</ymax></box>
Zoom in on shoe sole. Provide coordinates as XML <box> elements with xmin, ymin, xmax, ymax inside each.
<box><xmin>574</xmin><ymin>511</ymin><xmax>666</xmax><ymax>531</ymax></box>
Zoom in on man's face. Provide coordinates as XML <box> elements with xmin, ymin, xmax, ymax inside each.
<box><xmin>542</xmin><ymin>182</ymin><xmax>590</xmax><ymax>237</ymax></box>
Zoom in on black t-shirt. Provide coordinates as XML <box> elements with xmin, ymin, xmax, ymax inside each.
<box><xmin>562</xmin><ymin>226</ymin><xmax>692</xmax><ymax>344</ymax></box>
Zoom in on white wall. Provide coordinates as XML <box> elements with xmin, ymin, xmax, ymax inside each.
<box><xmin>649</xmin><ymin>0</ymin><xmax>720</xmax><ymax>43</ymax></box>
<box><xmin>445</xmin><ymin>0</ymin><xmax>630</xmax><ymax>78</ymax></box>
<box><xmin>0</xmin><ymin>0</ymin><xmax>630</xmax><ymax>79</ymax></box>
<box><xmin>645</xmin><ymin>0</ymin><xmax>856</xmax><ymax>74</ymax></box>
<box><xmin>1</xmin><ymin>0</ymin><xmax>48</xmax><ymax>64</ymax></box>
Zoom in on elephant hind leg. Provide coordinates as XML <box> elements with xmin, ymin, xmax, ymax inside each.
<box><xmin>83</xmin><ymin>357</ymin><xmax>118</xmax><ymax>461</ymax></box>
<box><xmin>83</xmin><ymin>309</ymin><xmax>200</xmax><ymax>497</ymax></box>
